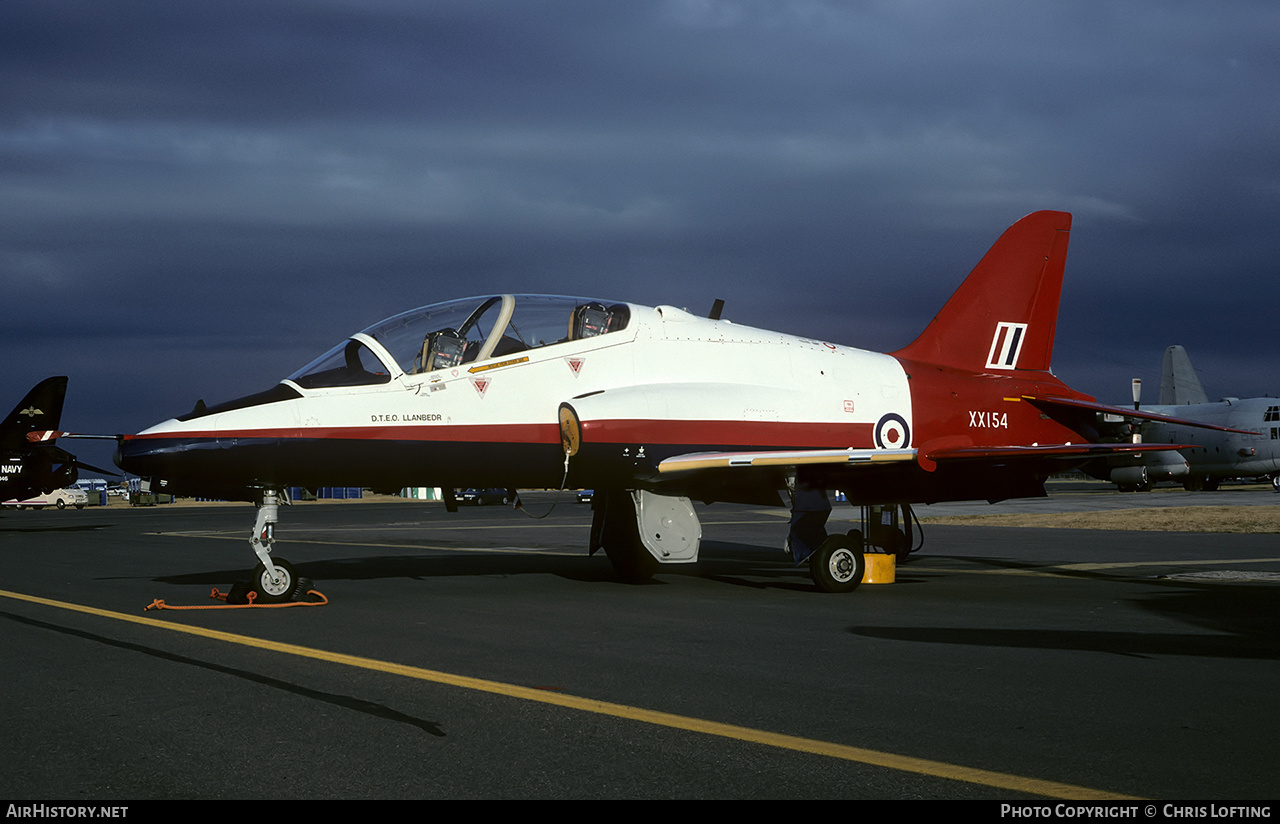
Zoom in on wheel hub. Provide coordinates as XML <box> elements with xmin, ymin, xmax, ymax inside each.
<box><xmin>259</xmin><ymin>567</ymin><xmax>291</xmax><ymax>596</ymax></box>
<box><xmin>829</xmin><ymin>548</ymin><xmax>856</xmax><ymax>582</ymax></box>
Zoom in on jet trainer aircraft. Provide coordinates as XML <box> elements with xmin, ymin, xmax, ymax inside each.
<box><xmin>108</xmin><ymin>211</ymin><xmax>1239</xmax><ymax>599</ymax></box>
<box><xmin>1090</xmin><ymin>345</ymin><xmax>1280</xmax><ymax>492</ymax></box>
<box><xmin>0</xmin><ymin>376</ymin><xmax>109</xmax><ymax>504</ymax></box>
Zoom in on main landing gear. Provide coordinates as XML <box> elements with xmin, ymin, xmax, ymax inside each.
<box><xmin>786</xmin><ymin>476</ymin><xmax>920</xmax><ymax>592</ymax></box>
<box><xmin>246</xmin><ymin>488</ymin><xmax>308</xmax><ymax>603</ymax></box>
<box><xmin>809</xmin><ymin>533</ymin><xmax>866</xmax><ymax>593</ymax></box>
<box><xmin>589</xmin><ymin>488</ymin><xmax>701</xmax><ymax>583</ymax></box>
<box><xmin>591</xmin><ymin>489</ymin><xmax>659</xmax><ymax>584</ymax></box>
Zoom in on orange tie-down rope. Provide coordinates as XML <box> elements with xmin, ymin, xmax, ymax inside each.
<box><xmin>145</xmin><ymin>587</ymin><xmax>328</xmax><ymax>611</ymax></box>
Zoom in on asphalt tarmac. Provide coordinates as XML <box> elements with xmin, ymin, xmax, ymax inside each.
<box><xmin>1</xmin><ymin>487</ymin><xmax>1278</xmax><ymax>800</ymax></box>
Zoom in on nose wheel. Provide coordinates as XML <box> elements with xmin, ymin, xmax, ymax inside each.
<box><xmin>250</xmin><ymin>557</ymin><xmax>302</xmax><ymax>603</ymax></box>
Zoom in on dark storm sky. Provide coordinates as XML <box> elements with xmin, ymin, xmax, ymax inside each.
<box><xmin>3</xmin><ymin>1</ymin><xmax>1277</xmax><ymax>465</ymax></box>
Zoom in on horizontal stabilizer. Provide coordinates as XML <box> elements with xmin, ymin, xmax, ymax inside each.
<box><xmin>26</xmin><ymin>431</ymin><xmax>121</xmax><ymax>443</ymax></box>
<box><xmin>1024</xmin><ymin>395</ymin><xmax>1257</xmax><ymax>435</ymax></box>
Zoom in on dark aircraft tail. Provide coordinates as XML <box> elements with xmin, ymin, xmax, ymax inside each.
<box><xmin>0</xmin><ymin>376</ymin><xmax>79</xmax><ymax>500</ymax></box>
<box><xmin>891</xmin><ymin>210</ymin><xmax>1072</xmax><ymax>374</ymax></box>
<box><xmin>1</xmin><ymin>376</ymin><xmax>68</xmax><ymax>451</ymax></box>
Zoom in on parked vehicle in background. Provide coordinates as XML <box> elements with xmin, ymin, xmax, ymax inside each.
<box><xmin>457</xmin><ymin>488</ymin><xmax>510</xmax><ymax>506</ymax></box>
<box><xmin>2</xmin><ymin>488</ymin><xmax>89</xmax><ymax>510</ymax></box>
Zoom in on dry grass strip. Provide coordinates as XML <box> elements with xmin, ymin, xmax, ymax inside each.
<box><xmin>919</xmin><ymin>505</ymin><xmax>1280</xmax><ymax>533</ymax></box>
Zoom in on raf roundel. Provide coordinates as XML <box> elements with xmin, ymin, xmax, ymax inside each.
<box><xmin>874</xmin><ymin>413</ymin><xmax>911</xmax><ymax>449</ymax></box>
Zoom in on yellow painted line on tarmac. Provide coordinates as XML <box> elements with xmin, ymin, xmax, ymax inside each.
<box><xmin>0</xmin><ymin>587</ymin><xmax>1137</xmax><ymax>801</ymax></box>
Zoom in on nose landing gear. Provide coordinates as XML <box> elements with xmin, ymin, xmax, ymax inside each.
<box><xmin>247</xmin><ymin>488</ymin><xmax>308</xmax><ymax>603</ymax></box>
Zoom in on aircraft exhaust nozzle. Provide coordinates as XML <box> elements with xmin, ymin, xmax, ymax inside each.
<box><xmin>1111</xmin><ymin>466</ymin><xmax>1149</xmax><ymax>487</ymax></box>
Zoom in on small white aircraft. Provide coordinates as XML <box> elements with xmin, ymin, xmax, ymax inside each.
<box><xmin>103</xmin><ymin>211</ymin><xmax>1241</xmax><ymax>598</ymax></box>
<box><xmin>1092</xmin><ymin>345</ymin><xmax>1280</xmax><ymax>492</ymax></box>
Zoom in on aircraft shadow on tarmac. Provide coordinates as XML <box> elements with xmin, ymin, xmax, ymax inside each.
<box><xmin>851</xmin><ymin>586</ymin><xmax>1280</xmax><ymax>661</ymax></box>
<box><xmin>0</xmin><ymin>522</ymin><xmax>112</xmax><ymax>534</ymax></box>
<box><xmin>0</xmin><ymin>609</ymin><xmax>447</xmax><ymax>737</ymax></box>
<box><xmin>153</xmin><ymin>539</ymin><xmax>833</xmax><ymax>593</ymax></box>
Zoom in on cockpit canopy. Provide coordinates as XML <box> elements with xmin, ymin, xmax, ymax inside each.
<box><xmin>287</xmin><ymin>295</ymin><xmax>631</xmax><ymax>389</ymax></box>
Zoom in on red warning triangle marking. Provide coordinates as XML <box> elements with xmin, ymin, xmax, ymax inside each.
<box><xmin>471</xmin><ymin>376</ymin><xmax>490</xmax><ymax>398</ymax></box>
<box><xmin>567</xmin><ymin>357</ymin><xmax>584</xmax><ymax>376</ymax></box>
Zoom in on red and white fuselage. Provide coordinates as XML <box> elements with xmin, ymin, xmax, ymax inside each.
<box><xmin>120</xmin><ymin>212</ymin><xmax>1209</xmax><ymax>509</ymax></box>
<box><xmin>120</xmin><ymin>297</ymin><xmax>926</xmax><ymax>500</ymax></box>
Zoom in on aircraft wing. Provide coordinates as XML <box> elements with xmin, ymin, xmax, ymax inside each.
<box><xmin>1023</xmin><ymin>395</ymin><xmax>1257</xmax><ymax>435</ymax></box>
<box><xmin>657</xmin><ymin>441</ymin><xmax>1183</xmax><ymax>477</ymax></box>
<box><xmin>24</xmin><ymin>431</ymin><xmax>121</xmax><ymax>476</ymax></box>
<box><xmin>26</xmin><ymin>431</ymin><xmax>120</xmax><ymax>443</ymax></box>
<box><xmin>657</xmin><ymin>447</ymin><xmax>916</xmax><ymax>477</ymax></box>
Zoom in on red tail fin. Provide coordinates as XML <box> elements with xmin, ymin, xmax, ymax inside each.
<box><xmin>891</xmin><ymin>211</ymin><xmax>1071</xmax><ymax>373</ymax></box>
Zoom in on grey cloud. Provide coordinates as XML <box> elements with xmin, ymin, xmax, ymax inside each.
<box><xmin>1</xmin><ymin>0</ymin><xmax>1276</xmax><ymax>444</ymax></box>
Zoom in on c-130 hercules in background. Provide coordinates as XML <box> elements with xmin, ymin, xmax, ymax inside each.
<box><xmin>104</xmin><ymin>211</ymin><xmax>1243</xmax><ymax>598</ymax></box>
<box><xmin>1089</xmin><ymin>345</ymin><xmax>1280</xmax><ymax>492</ymax></box>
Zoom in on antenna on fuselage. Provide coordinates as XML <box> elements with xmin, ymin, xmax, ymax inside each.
<box><xmin>1131</xmin><ymin>378</ymin><xmax>1142</xmax><ymax>443</ymax></box>
<box><xmin>708</xmin><ymin>298</ymin><xmax>724</xmax><ymax>320</ymax></box>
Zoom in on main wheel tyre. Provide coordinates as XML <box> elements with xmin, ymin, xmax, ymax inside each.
<box><xmin>809</xmin><ymin>535</ymin><xmax>865</xmax><ymax>593</ymax></box>
<box><xmin>250</xmin><ymin>557</ymin><xmax>298</xmax><ymax>604</ymax></box>
<box><xmin>597</xmin><ymin>491</ymin><xmax>657</xmax><ymax>584</ymax></box>
<box><xmin>604</xmin><ymin>540</ymin><xmax>658</xmax><ymax>584</ymax></box>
